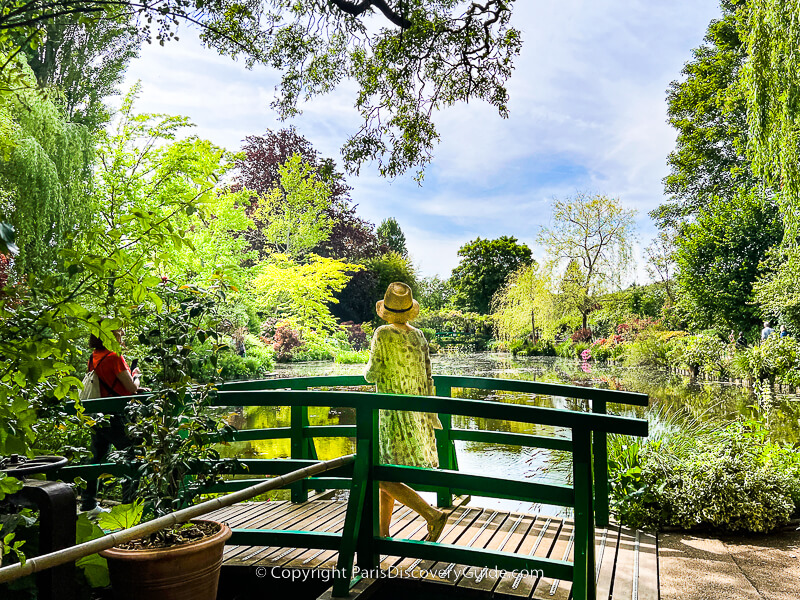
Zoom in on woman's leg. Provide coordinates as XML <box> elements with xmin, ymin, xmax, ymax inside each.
<box><xmin>80</xmin><ymin>427</ymin><xmax>112</xmax><ymax>511</ymax></box>
<box><xmin>380</xmin><ymin>481</ymin><xmax>446</xmax><ymax>540</ymax></box>
<box><xmin>379</xmin><ymin>488</ymin><xmax>395</xmax><ymax>537</ymax></box>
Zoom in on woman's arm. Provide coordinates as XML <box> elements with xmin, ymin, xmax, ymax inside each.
<box><xmin>116</xmin><ymin>369</ymin><xmax>139</xmax><ymax>395</ymax></box>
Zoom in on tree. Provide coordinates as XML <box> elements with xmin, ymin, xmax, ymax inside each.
<box><xmin>675</xmin><ymin>190</ymin><xmax>783</xmax><ymax>331</ymax></box>
<box><xmin>492</xmin><ymin>262</ymin><xmax>556</xmax><ymax>342</ymax></box>
<box><xmin>538</xmin><ymin>193</ymin><xmax>637</xmax><ymax>330</ymax></box>
<box><xmin>754</xmin><ymin>246</ymin><xmax>800</xmax><ymax>333</ymax></box>
<box><xmin>20</xmin><ymin>17</ymin><xmax>141</xmax><ymax>131</ymax></box>
<box><xmin>744</xmin><ymin>0</ymin><xmax>800</xmax><ymax>233</ymax></box>
<box><xmin>1</xmin><ymin>1</ymin><xmax>521</xmax><ymax>178</ymax></box>
<box><xmin>254</xmin><ymin>153</ymin><xmax>334</xmax><ymax>258</ymax></box>
<box><xmin>233</xmin><ymin>128</ymin><xmax>382</xmax><ymax>261</ymax></box>
<box><xmin>653</xmin><ymin>0</ymin><xmax>752</xmax><ymax>230</ymax></box>
<box><xmin>88</xmin><ymin>86</ymin><xmax>253</xmax><ymax>303</ymax></box>
<box><xmin>450</xmin><ymin>236</ymin><xmax>532</xmax><ymax>314</ymax></box>
<box><xmin>0</xmin><ymin>58</ymin><xmax>93</xmax><ymax>275</ymax></box>
<box><xmin>377</xmin><ymin>217</ymin><xmax>408</xmax><ymax>257</ymax></box>
<box><xmin>417</xmin><ymin>275</ymin><xmax>453</xmax><ymax>311</ymax></box>
<box><xmin>249</xmin><ymin>254</ymin><xmax>361</xmax><ymax>332</ymax></box>
<box><xmin>645</xmin><ymin>232</ymin><xmax>677</xmax><ymax>305</ymax></box>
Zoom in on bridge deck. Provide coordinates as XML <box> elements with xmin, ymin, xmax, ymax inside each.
<box><xmin>208</xmin><ymin>500</ymin><xmax>657</xmax><ymax>599</ymax></box>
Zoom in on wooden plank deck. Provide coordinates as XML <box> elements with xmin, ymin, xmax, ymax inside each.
<box><xmin>208</xmin><ymin>500</ymin><xmax>657</xmax><ymax>599</ymax></box>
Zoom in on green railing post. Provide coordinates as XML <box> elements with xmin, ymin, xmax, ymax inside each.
<box><xmin>434</xmin><ymin>380</ymin><xmax>458</xmax><ymax>507</ymax></box>
<box><xmin>355</xmin><ymin>405</ymin><xmax>379</xmax><ymax>572</ymax></box>
<box><xmin>592</xmin><ymin>398</ymin><xmax>609</xmax><ymax>527</ymax></box>
<box><xmin>572</xmin><ymin>427</ymin><xmax>596</xmax><ymax>600</ymax></box>
<box><xmin>332</xmin><ymin>439</ymin><xmax>370</xmax><ymax>596</ymax></box>
<box><xmin>290</xmin><ymin>405</ymin><xmax>309</xmax><ymax>503</ymax></box>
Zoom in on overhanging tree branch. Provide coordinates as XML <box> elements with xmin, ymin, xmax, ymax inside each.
<box><xmin>327</xmin><ymin>0</ymin><xmax>411</xmax><ymax>29</ymax></box>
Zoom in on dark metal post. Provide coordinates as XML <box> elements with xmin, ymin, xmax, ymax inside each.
<box><xmin>15</xmin><ymin>480</ymin><xmax>77</xmax><ymax>600</ymax></box>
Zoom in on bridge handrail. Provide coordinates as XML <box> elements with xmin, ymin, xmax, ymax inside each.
<box><xmin>63</xmin><ymin>374</ymin><xmax>649</xmax><ymax>599</ymax></box>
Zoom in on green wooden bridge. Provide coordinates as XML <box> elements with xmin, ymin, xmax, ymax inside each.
<box><xmin>64</xmin><ymin>375</ymin><xmax>651</xmax><ymax>600</ymax></box>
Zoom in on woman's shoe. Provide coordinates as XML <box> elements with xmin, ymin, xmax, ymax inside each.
<box><xmin>426</xmin><ymin>510</ymin><xmax>449</xmax><ymax>543</ymax></box>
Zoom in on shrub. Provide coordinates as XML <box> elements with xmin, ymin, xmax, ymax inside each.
<box><xmin>572</xmin><ymin>341</ymin><xmax>590</xmax><ymax>359</ymax></box>
<box><xmin>419</xmin><ymin>327</ymin><xmax>436</xmax><ymax>344</ymax></box>
<box><xmin>334</xmin><ymin>350</ymin><xmax>370</xmax><ymax>364</ymax></box>
<box><xmin>571</xmin><ymin>328</ymin><xmax>593</xmax><ymax>343</ymax></box>
<box><xmin>616</xmin><ymin>317</ymin><xmax>663</xmax><ymax>342</ymax></box>
<box><xmin>341</xmin><ymin>321</ymin><xmax>367</xmax><ymax>350</ymax></box>
<box><xmin>273</xmin><ymin>322</ymin><xmax>302</xmax><ymax>362</ymax></box>
<box><xmin>555</xmin><ymin>340</ymin><xmax>573</xmax><ymax>358</ymax></box>
<box><xmin>609</xmin><ymin>421</ymin><xmax>800</xmax><ymax>533</ymax></box>
<box><xmin>682</xmin><ymin>334</ymin><xmax>728</xmax><ymax>375</ymax></box>
<box><xmin>624</xmin><ymin>336</ymin><xmax>669</xmax><ymax>368</ymax></box>
<box><xmin>244</xmin><ymin>335</ymin><xmax>275</xmax><ymax>373</ymax></box>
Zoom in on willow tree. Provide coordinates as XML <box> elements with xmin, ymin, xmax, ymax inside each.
<box><xmin>745</xmin><ymin>0</ymin><xmax>800</xmax><ymax>233</ymax></box>
<box><xmin>538</xmin><ymin>193</ymin><xmax>637</xmax><ymax>330</ymax></box>
<box><xmin>0</xmin><ymin>59</ymin><xmax>93</xmax><ymax>275</ymax></box>
<box><xmin>492</xmin><ymin>262</ymin><xmax>556</xmax><ymax>342</ymax></box>
<box><xmin>1</xmin><ymin>1</ymin><xmax>521</xmax><ymax>179</ymax></box>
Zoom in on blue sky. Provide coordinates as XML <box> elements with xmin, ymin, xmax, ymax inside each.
<box><xmin>121</xmin><ymin>0</ymin><xmax>722</xmax><ymax>278</ymax></box>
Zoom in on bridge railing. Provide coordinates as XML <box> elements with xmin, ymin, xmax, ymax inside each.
<box><xmin>63</xmin><ymin>374</ymin><xmax>648</xmax><ymax>600</ymax></box>
<box><xmin>216</xmin><ymin>374</ymin><xmax>649</xmax><ymax>527</ymax></box>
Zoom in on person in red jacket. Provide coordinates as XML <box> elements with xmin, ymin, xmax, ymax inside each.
<box><xmin>80</xmin><ymin>325</ymin><xmax>142</xmax><ymax>515</ymax></box>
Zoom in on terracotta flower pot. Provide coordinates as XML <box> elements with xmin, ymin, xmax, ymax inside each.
<box><xmin>100</xmin><ymin>520</ymin><xmax>231</xmax><ymax>600</ymax></box>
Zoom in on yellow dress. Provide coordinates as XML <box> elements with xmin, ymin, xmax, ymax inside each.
<box><xmin>364</xmin><ymin>324</ymin><xmax>441</xmax><ymax>468</ymax></box>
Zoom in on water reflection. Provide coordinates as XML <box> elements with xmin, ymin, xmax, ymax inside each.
<box><xmin>225</xmin><ymin>353</ymin><xmax>799</xmax><ymax>514</ymax></box>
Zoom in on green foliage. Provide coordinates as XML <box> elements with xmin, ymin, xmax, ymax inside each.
<box><xmin>22</xmin><ymin>17</ymin><xmax>141</xmax><ymax>132</ymax></box>
<box><xmin>364</xmin><ymin>251</ymin><xmax>418</xmax><ymax>317</ymax></box>
<box><xmin>2</xmin><ymin>3</ymin><xmax>521</xmax><ymax>179</ymax></box>
<box><xmin>250</xmin><ymin>253</ymin><xmax>360</xmax><ymax>332</ymax></box>
<box><xmin>492</xmin><ymin>262</ymin><xmax>557</xmax><ymax>342</ymax></box>
<box><xmin>624</xmin><ymin>336</ymin><xmax>670</xmax><ymax>368</ymax></box>
<box><xmin>540</xmin><ymin>193</ymin><xmax>637</xmax><ymax>329</ymax></box>
<box><xmin>754</xmin><ymin>246</ymin><xmax>800</xmax><ymax>333</ymax></box>
<box><xmin>610</xmin><ymin>420</ymin><xmax>800</xmax><ymax>532</ymax></box>
<box><xmin>674</xmin><ymin>190</ymin><xmax>782</xmax><ymax>331</ymax></box>
<box><xmin>450</xmin><ymin>236</ymin><xmax>532</xmax><ymax>314</ymax></box>
<box><xmin>734</xmin><ymin>335</ymin><xmax>800</xmax><ymax>384</ymax></box>
<box><xmin>90</xmin><ymin>86</ymin><xmax>254</xmax><ymax>293</ymax></box>
<box><xmin>0</xmin><ymin>58</ymin><xmax>93</xmax><ymax>274</ymax></box>
<box><xmin>417</xmin><ymin>275</ymin><xmax>453</xmax><ymax>311</ymax></box>
<box><xmin>744</xmin><ymin>0</ymin><xmax>800</xmax><ymax>233</ymax></box>
<box><xmin>414</xmin><ymin>309</ymin><xmax>493</xmax><ymax>336</ymax></box>
<box><xmin>667</xmin><ymin>334</ymin><xmax>729</xmax><ymax>375</ymax></box>
<box><xmin>376</xmin><ymin>217</ymin><xmax>407</xmax><ymax>257</ymax></box>
<box><xmin>334</xmin><ymin>350</ymin><xmax>369</xmax><ymax>364</ymax></box>
<box><xmin>255</xmin><ymin>153</ymin><xmax>333</xmax><ymax>257</ymax></box>
<box><xmin>655</xmin><ymin>0</ymin><xmax>752</xmax><ymax>229</ymax></box>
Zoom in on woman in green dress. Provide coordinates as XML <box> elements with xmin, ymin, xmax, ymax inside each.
<box><xmin>365</xmin><ymin>282</ymin><xmax>449</xmax><ymax>542</ymax></box>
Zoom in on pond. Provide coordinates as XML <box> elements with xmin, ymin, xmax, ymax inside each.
<box><xmin>225</xmin><ymin>353</ymin><xmax>800</xmax><ymax>515</ymax></box>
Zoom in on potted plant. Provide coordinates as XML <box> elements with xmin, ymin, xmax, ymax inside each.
<box><xmin>98</xmin><ymin>280</ymin><xmax>239</xmax><ymax>600</ymax></box>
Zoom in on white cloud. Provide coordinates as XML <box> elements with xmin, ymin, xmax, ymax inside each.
<box><xmin>120</xmin><ymin>0</ymin><xmax>721</xmax><ymax>277</ymax></box>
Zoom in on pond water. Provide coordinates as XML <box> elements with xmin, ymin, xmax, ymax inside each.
<box><xmin>225</xmin><ymin>353</ymin><xmax>800</xmax><ymax>515</ymax></box>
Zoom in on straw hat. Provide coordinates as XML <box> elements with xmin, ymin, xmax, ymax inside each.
<box><xmin>376</xmin><ymin>282</ymin><xmax>419</xmax><ymax>324</ymax></box>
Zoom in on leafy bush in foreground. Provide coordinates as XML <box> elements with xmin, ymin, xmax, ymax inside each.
<box><xmin>609</xmin><ymin>420</ymin><xmax>800</xmax><ymax>533</ymax></box>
